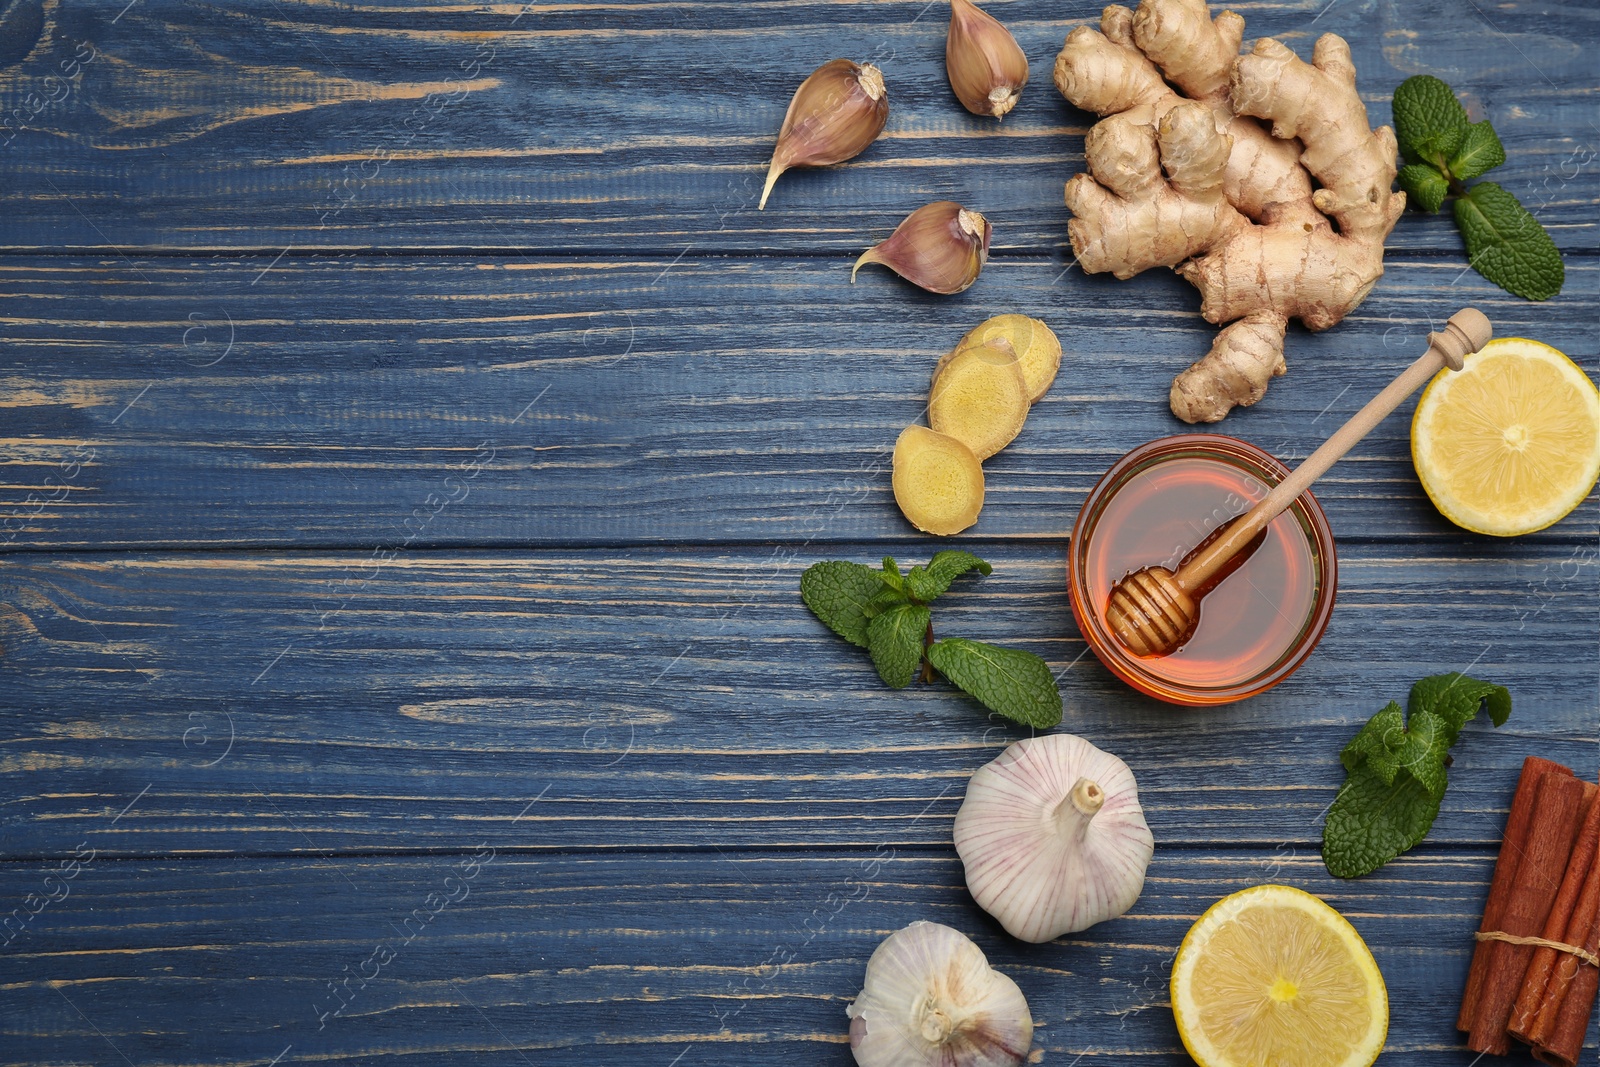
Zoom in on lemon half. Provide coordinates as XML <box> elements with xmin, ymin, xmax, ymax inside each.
<box><xmin>1171</xmin><ymin>884</ymin><xmax>1388</xmax><ymax>1067</ymax></box>
<box><xmin>1412</xmin><ymin>337</ymin><xmax>1600</xmax><ymax>536</ymax></box>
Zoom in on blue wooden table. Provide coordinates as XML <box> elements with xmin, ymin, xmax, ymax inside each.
<box><xmin>1</xmin><ymin>1</ymin><xmax>1596</xmax><ymax>1064</ymax></box>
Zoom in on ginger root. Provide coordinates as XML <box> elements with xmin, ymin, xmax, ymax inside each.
<box><xmin>949</xmin><ymin>314</ymin><xmax>1062</xmax><ymax>402</ymax></box>
<box><xmin>893</xmin><ymin>426</ymin><xmax>986</xmax><ymax>536</ymax></box>
<box><xmin>929</xmin><ymin>338</ymin><xmax>1032</xmax><ymax>460</ymax></box>
<box><xmin>894</xmin><ymin>318</ymin><xmax>1061</xmax><ymax>535</ymax></box>
<box><xmin>1055</xmin><ymin>0</ymin><xmax>1403</xmax><ymax>422</ymax></box>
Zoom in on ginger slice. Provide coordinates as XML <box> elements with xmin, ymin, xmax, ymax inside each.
<box><xmin>928</xmin><ymin>339</ymin><xmax>1031</xmax><ymax>460</ymax></box>
<box><xmin>893</xmin><ymin>425</ymin><xmax>986</xmax><ymax>536</ymax></box>
<box><xmin>950</xmin><ymin>314</ymin><xmax>1062</xmax><ymax>402</ymax></box>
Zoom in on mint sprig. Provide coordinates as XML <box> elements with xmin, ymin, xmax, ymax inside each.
<box><xmin>800</xmin><ymin>552</ymin><xmax>1062</xmax><ymax>728</ymax></box>
<box><xmin>1392</xmin><ymin>75</ymin><xmax>1563</xmax><ymax>300</ymax></box>
<box><xmin>1322</xmin><ymin>672</ymin><xmax>1511</xmax><ymax>878</ymax></box>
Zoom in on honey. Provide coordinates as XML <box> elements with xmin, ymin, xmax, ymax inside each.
<box><xmin>1069</xmin><ymin>435</ymin><xmax>1338</xmax><ymax>706</ymax></box>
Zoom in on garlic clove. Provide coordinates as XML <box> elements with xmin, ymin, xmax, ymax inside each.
<box><xmin>847</xmin><ymin>921</ymin><xmax>1034</xmax><ymax>1067</ymax></box>
<box><xmin>852</xmin><ymin>201</ymin><xmax>992</xmax><ymax>295</ymax></box>
<box><xmin>761</xmin><ymin>59</ymin><xmax>890</xmax><ymax>210</ymax></box>
<box><xmin>953</xmin><ymin>733</ymin><xmax>1154</xmax><ymax>942</ymax></box>
<box><xmin>946</xmin><ymin>0</ymin><xmax>1030</xmax><ymax>119</ymax></box>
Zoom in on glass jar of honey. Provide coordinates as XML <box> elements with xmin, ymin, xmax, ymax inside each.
<box><xmin>1068</xmin><ymin>434</ymin><xmax>1338</xmax><ymax>706</ymax></box>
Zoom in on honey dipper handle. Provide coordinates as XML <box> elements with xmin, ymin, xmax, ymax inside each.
<box><xmin>1174</xmin><ymin>309</ymin><xmax>1493</xmax><ymax>593</ymax></box>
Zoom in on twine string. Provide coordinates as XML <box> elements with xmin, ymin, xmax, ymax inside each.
<box><xmin>1475</xmin><ymin>930</ymin><xmax>1600</xmax><ymax>968</ymax></box>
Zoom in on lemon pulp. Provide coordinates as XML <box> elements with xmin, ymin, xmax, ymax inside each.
<box><xmin>1412</xmin><ymin>338</ymin><xmax>1600</xmax><ymax>536</ymax></box>
<box><xmin>1171</xmin><ymin>885</ymin><xmax>1387</xmax><ymax>1067</ymax></box>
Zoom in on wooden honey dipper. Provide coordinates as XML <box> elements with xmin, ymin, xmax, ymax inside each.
<box><xmin>1107</xmin><ymin>308</ymin><xmax>1493</xmax><ymax>658</ymax></box>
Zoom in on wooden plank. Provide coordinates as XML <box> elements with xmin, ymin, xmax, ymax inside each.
<box><xmin>0</xmin><ymin>0</ymin><xmax>1593</xmax><ymax>253</ymax></box>
<box><xmin>1</xmin><ymin>542</ymin><xmax>1593</xmax><ymax>856</ymax></box>
<box><xmin>3</xmin><ymin>848</ymin><xmax>1585</xmax><ymax>1066</ymax></box>
<box><xmin>1</xmin><ymin>253</ymin><xmax>1594</xmax><ymax>549</ymax></box>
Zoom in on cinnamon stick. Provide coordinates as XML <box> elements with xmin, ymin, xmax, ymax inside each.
<box><xmin>1530</xmin><ymin>892</ymin><xmax>1600</xmax><ymax>1067</ymax></box>
<box><xmin>1468</xmin><ymin>771</ymin><xmax>1591</xmax><ymax>1053</ymax></box>
<box><xmin>1524</xmin><ymin>780</ymin><xmax>1600</xmax><ymax>1067</ymax></box>
<box><xmin>1459</xmin><ymin>756</ymin><xmax>1575</xmax><ymax>1034</ymax></box>
<box><xmin>1508</xmin><ymin>780</ymin><xmax>1600</xmax><ymax>1042</ymax></box>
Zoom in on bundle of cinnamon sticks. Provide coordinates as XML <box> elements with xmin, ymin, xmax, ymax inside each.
<box><xmin>1458</xmin><ymin>756</ymin><xmax>1600</xmax><ymax>1066</ymax></box>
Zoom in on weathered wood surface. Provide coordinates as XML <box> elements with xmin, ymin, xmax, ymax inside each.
<box><xmin>0</xmin><ymin>0</ymin><xmax>1594</xmax><ymax>254</ymax></box>
<box><xmin>0</xmin><ymin>850</ymin><xmax>1519</xmax><ymax>1066</ymax></box>
<box><xmin>2</xmin><ymin>0</ymin><xmax>1598</xmax><ymax>1063</ymax></box>
<box><xmin>2</xmin><ymin>254</ymin><xmax>1595</xmax><ymax>549</ymax></box>
<box><xmin>1</xmin><ymin>543</ymin><xmax>1594</xmax><ymax>856</ymax></box>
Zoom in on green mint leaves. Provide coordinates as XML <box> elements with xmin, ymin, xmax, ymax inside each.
<box><xmin>800</xmin><ymin>553</ymin><xmax>1062</xmax><ymax>729</ymax></box>
<box><xmin>1450</xmin><ymin>121</ymin><xmax>1506</xmax><ymax>181</ymax></box>
<box><xmin>906</xmin><ymin>550</ymin><xmax>990</xmax><ymax>603</ymax></box>
<box><xmin>867</xmin><ymin>603</ymin><xmax>930</xmax><ymax>689</ymax></box>
<box><xmin>1322</xmin><ymin>672</ymin><xmax>1511</xmax><ymax>879</ymax></box>
<box><xmin>1392</xmin><ymin>75</ymin><xmax>1563</xmax><ymax>300</ymax></box>
<box><xmin>798</xmin><ymin>560</ymin><xmax>885</xmax><ymax>648</ymax></box>
<box><xmin>1455</xmin><ymin>182</ymin><xmax>1566</xmax><ymax>304</ymax></box>
<box><xmin>926</xmin><ymin>639</ymin><xmax>1062</xmax><ymax>729</ymax></box>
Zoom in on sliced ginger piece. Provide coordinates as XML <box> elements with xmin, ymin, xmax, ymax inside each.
<box><xmin>928</xmin><ymin>339</ymin><xmax>1030</xmax><ymax>460</ymax></box>
<box><xmin>893</xmin><ymin>425</ymin><xmax>985</xmax><ymax>536</ymax></box>
<box><xmin>944</xmin><ymin>314</ymin><xmax>1062</xmax><ymax>402</ymax></box>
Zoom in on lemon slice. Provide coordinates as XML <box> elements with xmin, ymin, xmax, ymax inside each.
<box><xmin>1171</xmin><ymin>884</ymin><xmax>1387</xmax><ymax>1067</ymax></box>
<box><xmin>1412</xmin><ymin>337</ymin><xmax>1600</xmax><ymax>536</ymax></box>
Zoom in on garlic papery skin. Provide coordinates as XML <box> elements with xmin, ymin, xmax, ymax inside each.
<box><xmin>953</xmin><ymin>734</ymin><xmax>1154</xmax><ymax>942</ymax></box>
<box><xmin>760</xmin><ymin>59</ymin><xmax>889</xmax><ymax>210</ymax></box>
<box><xmin>851</xmin><ymin>201</ymin><xmax>992</xmax><ymax>295</ymax></box>
<box><xmin>846</xmin><ymin>921</ymin><xmax>1033</xmax><ymax>1067</ymax></box>
<box><xmin>946</xmin><ymin>0</ymin><xmax>1029</xmax><ymax>119</ymax></box>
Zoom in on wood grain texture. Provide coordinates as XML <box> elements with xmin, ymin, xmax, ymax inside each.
<box><xmin>2</xmin><ymin>1</ymin><xmax>1598</xmax><ymax>1064</ymax></box>
<box><xmin>0</xmin><ymin>0</ymin><xmax>1594</xmax><ymax>253</ymax></box>
<box><xmin>4</xmin><ymin>849</ymin><xmax>1592</xmax><ymax>1066</ymax></box>
<box><xmin>1</xmin><ymin>542</ymin><xmax>1593</xmax><ymax>855</ymax></box>
<box><xmin>1</xmin><ymin>253</ymin><xmax>1594</xmax><ymax>549</ymax></box>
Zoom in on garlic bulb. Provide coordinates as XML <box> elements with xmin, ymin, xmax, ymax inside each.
<box><xmin>954</xmin><ymin>734</ymin><xmax>1154</xmax><ymax>942</ymax></box>
<box><xmin>761</xmin><ymin>59</ymin><xmax>890</xmax><ymax>210</ymax></box>
<box><xmin>852</xmin><ymin>201</ymin><xmax>991</xmax><ymax>295</ymax></box>
<box><xmin>946</xmin><ymin>0</ymin><xmax>1030</xmax><ymax>119</ymax></box>
<box><xmin>847</xmin><ymin>921</ymin><xmax>1033</xmax><ymax>1067</ymax></box>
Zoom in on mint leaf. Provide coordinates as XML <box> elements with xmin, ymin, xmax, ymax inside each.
<box><xmin>1323</xmin><ymin>767</ymin><xmax>1443</xmax><ymax>879</ymax></box>
<box><xmin>1397</xmin><ymin>163</ymin><xmax>1450</xmax><ymax>213</ymax></box>
<box><xmin>905</xmin><ymin>550</ymin><xmax>991</xmax><ymax>603</ymax></box>
<box><xmin>1389</xmin><ymin>709</ymin><xmax>1450</xmax><ymax>801</ymax></box>
<box><xmin>1339</xmin><ymin>701</ymin><xmax>1406</xmax><ymax>782</ymax></box>
<box><xmin>877</xmin><ymin>557</ymin><xmax>905</xmax><ymax>592</ymax></box>
<box><xmin>862</xmin><ymin>586</ymin><xmax>910</xmax><ymax>619</ymax></box>
<box><xmin>800</xmin><ymin>561</ymin><xmax>885</xmax><ymax>647</ymax></box>
<box><xmin>1450</xmin><ymin>120</ymin><xmax>1505</xmax><ymax>180</ymax></box>
<box><xmin>867</xmin><ymin>603</ymin><xmax>930</xmax><ymax>689</ymax></box>
<box><xmin>1409</xmin><ymin>672</ymin><xmax>1512</xmax><ymax>743</ymax></box>
<box><xmin>1338</xmin><ymin>702</ymin><xmax>1449</xmax><ymax>800</ymax></box>
<box><xmin>927</xmin><ymin>638</ymin><xmax>1062</xmax><ymax>729</ymax></box>
<box><xmin>1455</xmin><ymin>181</ymin><xmax>1564</xmax><ymax>299</ymax></box>
<box><xmin>1393</xmin><ymin>75</ymin><xmax>1468</xmax><ymax>167</ymax></box>
<box><xmin>1323</xmin><ymin>673</ymin><xmax>1511</xmax><ymax>878</ymax></box>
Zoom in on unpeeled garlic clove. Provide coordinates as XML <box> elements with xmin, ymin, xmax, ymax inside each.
<box><xmin>761</xmin><ymin>59</ymin><xmax>889</xmax><ymax>210</ymax></box>
<box><xmin>954</xmin><ymin>733</ymin><xmax>1154</xmax><ymax>942</ymax></box>
<box><xmin>846</xmin><ymin>921</ymin><xmax>1033</xmax><ymax>1067</ymax></box>
<box><xmin>946</xmin><ymin>0</ymin><xmax>1030</xmax><ymax>119</ymax></box>
<box><xmin>852</xmin><ymin>201</ymin><xmax>991</xmax><ymax>294</ymax></box>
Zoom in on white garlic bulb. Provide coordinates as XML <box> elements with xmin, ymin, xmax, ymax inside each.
<box><xmin>954</xmin><ymin>733</ymin><xmax>1154</xmax><ymax>942</ymax></box>
<box><xmin>846</xmin><ymin>921</ymin><xmax>1033</xmax><ymax>1067</ymax></box>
